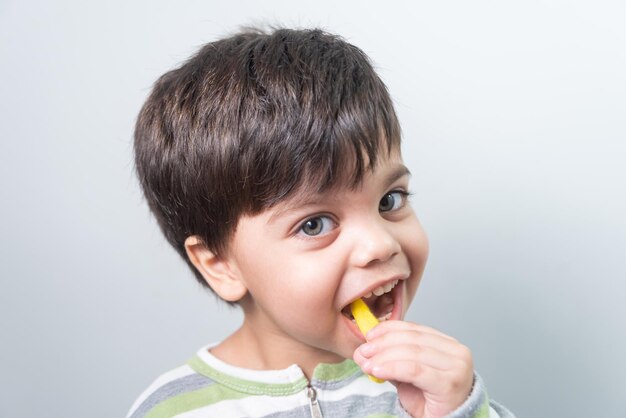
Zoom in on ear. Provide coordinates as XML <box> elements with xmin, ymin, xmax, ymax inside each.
<box><xmin>184</xmin><ymin>236</ymin><xmax>248</xmax><ymax>302</ymax></box>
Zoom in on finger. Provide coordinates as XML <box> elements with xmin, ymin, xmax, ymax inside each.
<box><xmin>368</xmin><ymin>320</ymin><xmax>456</xmax><ymax>341</ymax></box>
<box><xmin>365</xmin><ymin>329</ymin><xmax>471</xmax><ymax>360</ymax></box>
<box><xmin>366</xmin><ymin>320</ymin><xmax>457</xmax><ymax>342</ymax></box>
<box><xmin>359</xmin><ymin>344</ymin><xmax>471</xmax><ymax>373</ymax></box>
<box><xmin>370</xmin><ymin>361</ymin><xmax>460</xmax><ymax>395</ymax></box>
<box><xmin>353</xmin><ymin>343</ymin><xmax>369</xmax><ymax>365</ymax></box>
<box><xmin>368</xmin><ymin>359</ymin><xmax>474</xmax><ymax>402</ymax></box>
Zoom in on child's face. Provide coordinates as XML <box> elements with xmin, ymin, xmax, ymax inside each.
<box><xmin>227</xmin><ymin>151</ymin><xmax>429</xmax><ymax>364</ymax></box>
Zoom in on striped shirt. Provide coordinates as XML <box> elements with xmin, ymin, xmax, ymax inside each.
<box><xmin>127</xmin><ymin>344</ymin><xmax>512</xmax><ymax>418</ymax></box>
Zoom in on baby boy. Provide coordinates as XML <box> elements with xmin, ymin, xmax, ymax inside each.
<box><xmin>127</xmin><ymin>27</ymin><xmax>514</xmax><ymax>418</ymax></box>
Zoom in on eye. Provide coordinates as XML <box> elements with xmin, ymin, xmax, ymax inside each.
<box><xmin>298</xmin><ymin>216</ymin><xmax>336</xmax><ymax>237</ymax></box>
<box><xmin>379</xmin><ymin>191</ymin><xmax>407</xmax><ymax>212</ymax></box>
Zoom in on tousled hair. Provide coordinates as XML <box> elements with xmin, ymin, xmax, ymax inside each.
<box><xmin>134</xmin><ymin>27</ymin><xmax>401</xmax><ymax>292</ymax></box>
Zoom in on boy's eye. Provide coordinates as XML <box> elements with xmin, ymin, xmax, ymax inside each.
<box><xmin>298</xmin><ymin>216</ymin><xmax>335</xmax><ymax>237</ymax></box>
<box><xmin>379</xmin><ymin>191</ymin><xmax>407</xmax><ymax>212</ymax></box>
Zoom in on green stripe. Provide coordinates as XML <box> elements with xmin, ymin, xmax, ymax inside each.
<box><xmin>313</xmin><ymin>359</ymin><xmax>361</xmax><ymax>382</ymax></box>
<box><xmin>144</xmin><ymin>384</ymin><xmax>248</xmax><ymax>418</ymax></box>
<box><xmin>312</xmin><ymin>359</ymin><xmax>361</xmax><ymax>381</ymax></box>
<box><xmin>473</xmin><ymin>395</ymin><xmax>491</xmax><ymax>418</ymax></box>
<box><xmin>187</xmin><ymin>355</ymin><xmax>308</xmax><ymax>396</ymax></box>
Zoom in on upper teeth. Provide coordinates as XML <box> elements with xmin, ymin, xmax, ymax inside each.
<box><xmin>364</xmin><ymin>279</ymin><xmax>399</xmax><ymax>298</ymax></box>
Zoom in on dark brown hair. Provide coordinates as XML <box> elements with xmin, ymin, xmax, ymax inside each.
<box><xmin>134</xmin><ymin>27</ymin><xmax>401</xmax><ymax>291</ymax></box>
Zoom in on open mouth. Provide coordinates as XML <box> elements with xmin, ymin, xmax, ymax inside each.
<box><xmin>341</xmin><ymin>279</ymin><xmax>400</xmax><ymax>322</ymax></box>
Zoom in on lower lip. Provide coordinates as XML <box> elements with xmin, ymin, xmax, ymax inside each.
<box><xmin>343</xmin><ymin>282</ymin><xmax>405</xmax><ymax>342</ymax></box>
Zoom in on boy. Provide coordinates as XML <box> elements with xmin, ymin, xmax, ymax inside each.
<box><xmin>128</xmin><ymin>28</ymin><xmax>514</xmax><ymax>418</ymax></box>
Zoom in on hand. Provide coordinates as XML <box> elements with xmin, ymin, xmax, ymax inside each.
<box><xmin>353</xmin><ymin>320</ymin><xmax>474</xmax><ymax>418</ymax></box>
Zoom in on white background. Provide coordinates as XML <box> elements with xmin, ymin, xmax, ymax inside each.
<box><xmin>1</xmin><ymin>1</ymin><xmax>625</xmax><ymax>417</ymax></box>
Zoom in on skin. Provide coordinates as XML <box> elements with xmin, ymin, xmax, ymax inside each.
<box><xmin>185</xmin><ymin>152</ymin><xmax>474</xmax><ymax>418</ymax></box>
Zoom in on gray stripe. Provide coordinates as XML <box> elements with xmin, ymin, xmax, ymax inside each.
<box><xmin>259</xmin><ymin>405</ymin><xmax>310</xmax><ymax>418</ymax></box>
<box><xmin>258</xmin><ymin>392</ymin><xmax>399</xmax><ymax>418</ymax></box>
<box><xmin>129</xmin><ymin>374</ymin><xmax>216</xmax><ymax>418</ymax></box>
<box><xmin>321</xmin><ymin>392</ymin><xmax>399</xmax><ymax>417</ymax></box>
<box><xmin>489</xmin><ymin>399</ymin><xmax>516</xmax><ymax>418</ymax></box>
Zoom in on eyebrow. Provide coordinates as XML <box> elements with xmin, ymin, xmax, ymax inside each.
<box><xmin>267</xmin><ymin>164</ymin><xmax>412</xmax><ymax>224</ymax></box>
<box><xmin>383</xmin><ymin>164</ymin><xmax>412</xmax><ymax>188</ymax></box>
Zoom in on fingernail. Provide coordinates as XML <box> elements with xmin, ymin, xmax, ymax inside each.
<box><xmin>365</xmin><ymin>328</ymin><xmax>378</xmax><ymax>339</ymax></box>
<box><xmin>360</xmin><ymin>343</ymin><xmax>374</xmax><ymax>356</ymax></box>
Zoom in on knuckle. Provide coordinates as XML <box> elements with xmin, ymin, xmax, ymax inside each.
<box><xmin>445</xmin><ymin>371</ymin><xmax>470</xmax><ymax>394</ymax></box>
<box><xmin>443</xmin><ymin>378</ymin><xmax>458</xmax><ymax>394</ymax></box>
<box><xmin>451</xmin><ymin>378</ymin><xmax>464</xmax><ymax>393</ymax></box>
<box><xmin>456</xmin><ymin>344</ymin><xmax>473</xmax><ymax>363</ymax></box>
<box><xmin>409</xmin><ymin>362</ymin><xmax>423</xmax><ymax>382</ymax></box>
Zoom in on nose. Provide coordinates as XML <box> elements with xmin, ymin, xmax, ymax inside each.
<box><xmin>349</xmin><ymin>219</ymin><xmax>401</xmax><ymax>267</ymax></box>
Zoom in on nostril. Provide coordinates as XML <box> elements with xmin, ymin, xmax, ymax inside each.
<box><xmin>349</xmin><ymin>222</ymin><xmax>401</xmax><ymax>267</ymax></box>
<box><xmin>358</xmin><ymin>241</ymin><xmax>398</xmax><ymax>267</ymax></box>
<box><xmin>365</xmin><ymin>246</ymin><xmax>398</xmax><ymax>267</ymax></box>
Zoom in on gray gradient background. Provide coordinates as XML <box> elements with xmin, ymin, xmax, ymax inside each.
<box><xmin>1</xmin><ymin>1</ymin><xmax>625</xmax><ymax>417</ymax></box>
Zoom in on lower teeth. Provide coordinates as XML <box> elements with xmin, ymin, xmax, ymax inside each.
<box><xmin>350</xmin><ymin>311</ymin><xmax>391</xmax><ymax>323</ymax></box>
<box><xmin>378</xmin><ymin>312</ymin><xmax>392</xmax><ymax>321</ymax></box>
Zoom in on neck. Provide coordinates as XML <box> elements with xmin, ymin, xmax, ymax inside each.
<box><xmin>209</xmin><ymin>318</ymin><xmax>344</xmax><ymax>379</ymax></box>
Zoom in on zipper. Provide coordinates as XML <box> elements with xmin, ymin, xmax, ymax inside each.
<box><xmin>306</xmin><ymin>383</ymin><xmax>323</xmax><ymax>418</ymax></box>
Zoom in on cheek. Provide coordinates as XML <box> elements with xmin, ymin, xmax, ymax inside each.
<box><xmin>399</xmin><ymin>215</ymin><xmax>429</xmax><ymax>259</ymax></box>
<box><xmin>238</xmin><ymin>244</ymin><xmax>340</xmax><ymax>310</ymax></box>
<box><xmin>402</xmin><ymin>221</ymin><xmax>430</xmax><ymax>299</ymax></box>
<box><xmin>256</xmin><ymin>263</ymin><xmax>342</xmax><ymax>338</ymax></box>
<box><xmin>283</xmin><ymin>258</ymin><xmax>343</xmax><ymax>307</ymax></box>
<box><xmin>413</xmin><ymin>227</ymin><xmax>430</xmax><ymax>267</ymax></box>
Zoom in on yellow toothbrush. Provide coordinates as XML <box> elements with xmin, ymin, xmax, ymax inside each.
<box><xmin>350</xmin><ymin>298</ymin><xmax>385</xmax><ymax>383</ymax></box>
